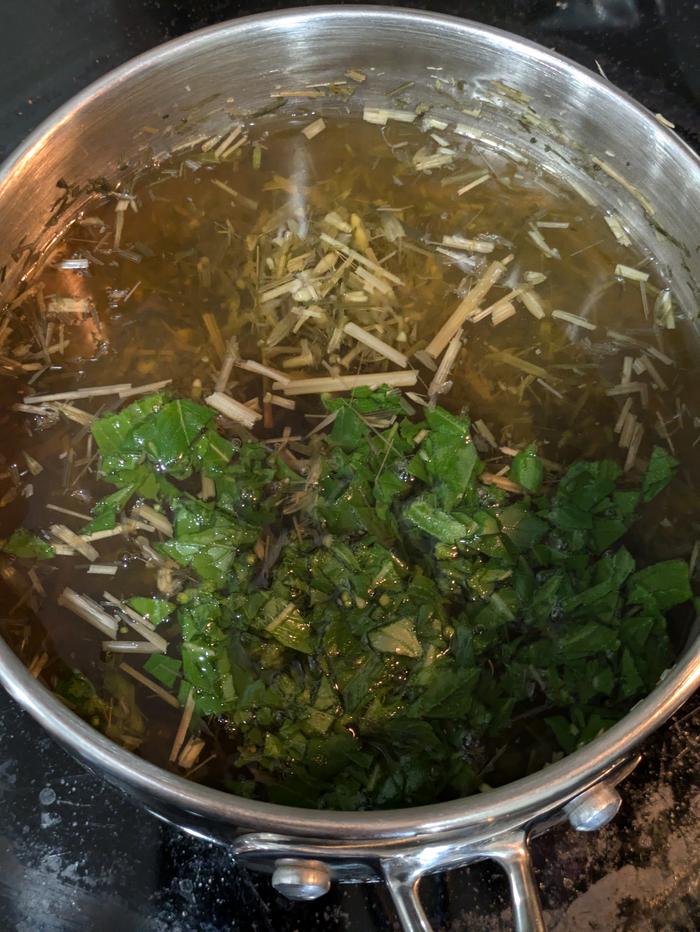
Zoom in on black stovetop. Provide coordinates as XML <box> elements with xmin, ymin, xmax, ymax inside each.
<box><xmin>1</xmin><ymin>3</ymin><xmax>699</xmax><ymax>930</ymax></box>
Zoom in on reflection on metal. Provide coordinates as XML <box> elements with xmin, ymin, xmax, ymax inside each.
<box><xmin>565</xmin><ymin>782</ymin><xmax>623</xmax><ymax>831</ymax></box>
<box><xmin>233</xmin><ymin>759</ymin><xmax>639</xmax><ymax>931</ymax></box>
<box><xmin>271</xmin><ymin>858</ymin><xmax>332</xmax><ymax>900</ymax></box>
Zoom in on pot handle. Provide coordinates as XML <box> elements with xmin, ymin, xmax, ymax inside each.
<box><xmin>380</xmin><ymin>830</ymin><xmax>544</xmax><ymax>932</ymax></box>
<box><xmin>232</xmin><ymin>761</ymin><xmax>638</xmax><ymax>930</ymax></box>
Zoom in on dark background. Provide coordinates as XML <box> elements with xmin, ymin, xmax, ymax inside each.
<box><xmin>1</xmin><ymin>2</ymin><xmax>699</xmax><ymax>930</ymax></box>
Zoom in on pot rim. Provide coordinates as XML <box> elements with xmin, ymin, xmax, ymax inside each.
<box><xmin>1</xmin><ymin>5</ymin><xmax>699</xmax><ymax>842</ymax></box>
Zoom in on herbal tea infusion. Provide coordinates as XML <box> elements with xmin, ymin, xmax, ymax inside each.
<box><xmin>0</xmin><ymin>81</ymin><xmax>697</xmax><ymax>810</ymax></box>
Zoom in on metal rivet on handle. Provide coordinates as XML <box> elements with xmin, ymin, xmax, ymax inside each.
<box><xmin>271</xmin><ymin>858</ymin><xmax>332</xmax><ymax>900</ymax></box>
<box><xmin>565</xmin><ymin>782</ymin><xmax>622</xmax><ymax>832</ymax></box>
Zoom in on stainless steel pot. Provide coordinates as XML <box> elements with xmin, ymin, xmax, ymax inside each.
<box><xmin>0</xmin><ymin>8</ymin><xmax>698</xmax><ymax>931</ymax></box>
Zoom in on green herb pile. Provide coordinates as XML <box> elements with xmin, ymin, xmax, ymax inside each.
<box><xmin>5</xmin><ymin>388</ymin><xmax>695</xmax><ymax>809</ymax></box>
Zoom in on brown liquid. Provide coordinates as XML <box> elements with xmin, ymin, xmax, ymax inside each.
<box><xmin>0</xmin><ymin>114</ymin><xmax>697</xmax><ymax>794</ymax></box>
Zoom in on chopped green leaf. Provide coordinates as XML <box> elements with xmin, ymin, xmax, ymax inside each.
<box><xmin>194</xmin><ymin>428</ymin><xmax>235</xmax><ymax>475</ymax></box>
<box><xmin>264</xmin><ymin>600</ymin><xmax>314</xmax><ymax>654</ymax></box>
<box><xmin>620</xmin><ymin>648</ymin><xmax>644</xmax><ymax>698</ymax></box>
<box><xmin>133</xmin><ymin>398</ymin><xmax>213</xmax><ymax>474</ymax></box>
<box><xmin>81</xmin><ymin>484</ymin><xmax>137</xmax><ymax>534</ymax></box>
<box><xmin>641</xmin><ymin>446</ymin><xmax>678</xmax><ymax>503</ymax></box>
<box><xmin>369</xmin><ymin>618</ymin><xmax>422</xmax><ymax>658</ymax></box>
<box><xmin>3</xmin><ymin>529</ymin><xmax>54</xmax><ymax>560</ymax></box>
<box><xmin>143</xmin><ymin>654</ymin><xmax>182</xmax><ymax>688</ymax></box>
<box><xmin>13</xmin><ymin>387</ymin><xmax>695</xmax><ymax>811</ymax></box>
<box><xmin>127</xmin><ymin>597</ymin><xmax>176</xmax><ymax>626</ymax></box>
<box><xmin>629</xmin><ymin>559</ymin><xmax>692</xmax><ymax>612</ymax></box>
<box><xmin>92</xmin><ymin>392</ymin><xmax>166</xmax><ymax>456</ymax></box>
<box><xmin>509</xmin><ymin>444</ymin><xmax>544</xmax><ymax>493</ymax></box>
<box><xmin>421</xmin><ymin>406</ymin><xmax>480</xmax><ymax>510</ymax></box>
<box><xmin>403</xmin><ymin>496</ymin><xmax>466</xmax><ymax>543</ymax></box>
<box><xmin>558</xmin><ymin>622</ymin><xmax>619</xmax><ymax>660</ymax></box>
<box><xmin>55</xmin><ymin>670</ymin><xmax>108</xmax><ymax>726</ymax></box>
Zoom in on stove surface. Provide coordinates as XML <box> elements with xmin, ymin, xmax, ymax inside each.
<box><xmin>0</xmin><ymin>3</ymin><xmax>699</xmax><ymax>930</ymax></box>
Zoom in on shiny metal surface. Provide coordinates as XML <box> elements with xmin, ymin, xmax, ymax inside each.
<box><xmin>271</xmin><ymin>859</ymin><xmax>332</xmax><ymax>900</ymax></box>
<box><xmin>383</xmin><ymin>831</ymin><xmax>546</xmax><ymax>932</ymax></box>
<box><xmin>227</xmin><ymin>760</ymin><xmax>641</xmax><ymax>929</ymax></box>
<box><xmin>565</xmin><ymin>782</ymin><xmax>623</xmax><ymax>832</ymax></box>
<box><xmin>0</xmin><ymin>7</ymin><xmax>699</xmax><ymax>931</ymax></box>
